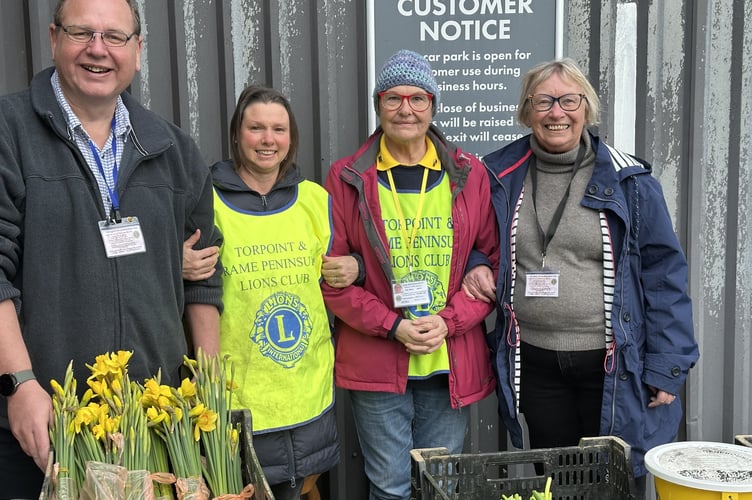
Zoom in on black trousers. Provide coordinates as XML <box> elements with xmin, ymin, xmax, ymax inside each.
<box><xmin>270</xmin><ymin>479</ymin><xmax>305</xmax><ymax>500</ymax></box>
<box><xmin>519</xmin><ymin>341</ymin><xmax>606</xmax><ymax>450</ymax></box>
<box><xmin>0</xmin><ymin>427</ymin><xmax>44</xmax><ymax>499</ymax></box>
<box><xmin>518</xmin><ymin>342</ymin><xmax>647</xmax><ymax>499</ymax></box>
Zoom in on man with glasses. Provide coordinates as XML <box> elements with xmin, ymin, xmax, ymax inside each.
<box><xmin>0</xmin><ymin>0</ymin><xmax>222</xmax><ymax>495</ymax></box>
<box><xmin>322</xmin><ymin>49</ymin><xmax>499</xmax><ymax>500</ymax></box>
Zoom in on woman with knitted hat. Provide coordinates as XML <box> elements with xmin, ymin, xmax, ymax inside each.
<box><xmin>322</xmin><ymin>49</ymin><xmax>500</xmax><ymax>499</ymax></box>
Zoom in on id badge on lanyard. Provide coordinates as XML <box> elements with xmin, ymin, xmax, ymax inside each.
<box><xmin>392</xmin><ymin>279</ymin><xmax>430</xmax><ymax>307</ymax></box>
<box><xmin>98</xmin><ymin>216</ymin><xmax>147</xmax><ymax>258</ymax></box>
<box><xmin>90</xmin><ymin>118</ymin><xmax>146</xmax><ymax>258</ymax></box>
<box><xmin>524</xmin><ymin>145</ymin><xmax>585</xmax><ymax>299</ymax></box>
<box><xmin>525</xmin><ymin>268</ymin><xmax>560</xmax><ymax>297</ymax></box>
<box><xmin>387</xmin><ymin>167</ymin><xmax>431</xmax><ymax>309</ymax></box>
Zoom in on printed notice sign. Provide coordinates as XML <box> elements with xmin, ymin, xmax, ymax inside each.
<box><xmin>368</xmin><ymin>1</ymin><xmax>558</xmax><ymax>157</ymax></box>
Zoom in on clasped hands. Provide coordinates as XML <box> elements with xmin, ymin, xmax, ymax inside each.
<box><xmin>394</xmin><ymin>315</ymin><xmax>448</xmax><ymax>355</ymax></box>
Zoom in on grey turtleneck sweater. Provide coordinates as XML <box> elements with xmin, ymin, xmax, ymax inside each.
<box><xmin>513</xmin><ymin>132</ymin><xmax>606</xmax><ymax>352</ymax></box>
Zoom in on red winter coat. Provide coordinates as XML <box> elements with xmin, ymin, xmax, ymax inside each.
<box><xmin>322</xmin><ymin>125</ymin><xmax>499</xmax><ymax>408</ymax></box>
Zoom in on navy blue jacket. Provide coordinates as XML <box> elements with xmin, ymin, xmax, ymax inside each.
<box><xmin>476</xmin><ymin>132</ymin><xmax>699</xmax><ymax>476</ymax></box>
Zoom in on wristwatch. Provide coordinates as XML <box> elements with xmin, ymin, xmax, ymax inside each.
<box><xmin>0</xmin><ymin>369</ymin><xmax>36</xmax><ymax>397</ymax></box>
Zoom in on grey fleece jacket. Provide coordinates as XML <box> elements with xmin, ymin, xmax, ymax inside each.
<box><xmin>0</xmin><ymin>67</ymin><xmax>223</xmax><ymax>426</ymax></box>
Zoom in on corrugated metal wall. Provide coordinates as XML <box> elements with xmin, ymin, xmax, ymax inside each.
<box><xmin>2</xmin><ymin>1</ymin><xmax>751</xmax><ymax>498</ymax></box>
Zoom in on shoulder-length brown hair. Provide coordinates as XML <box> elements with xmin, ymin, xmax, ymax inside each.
<box><xmin>516</xmin><ymin>58</ymin><xmax>600</xmax><ymax>128</ymax></box>
<box><xmin>229</xmin><ymin>85</ymin><xmax>299</xmax><ymax>182</ymax></box>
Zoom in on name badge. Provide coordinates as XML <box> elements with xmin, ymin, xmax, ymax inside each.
<box><xmin>98</xmin><ymin>216</ymin><xmax>147</xmax><ymax>258</ymax></box>
<box><xmin>525</xmin><ymin>269</ymin><xmax>560</xmax><ymax>297</ymax></box>
<box><xmin>393</xmin><ymin>280</ymin><xmax>430</xmax><ymax>308</ymax></box>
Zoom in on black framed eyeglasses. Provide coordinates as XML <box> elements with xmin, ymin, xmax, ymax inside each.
<box><xmin>56</xmin><ymin>24</ymin><xmax>139</xmax><ymax>47</ymax></box>
<box><xmin>528</xmin><ymin>93</ymin><xmax>586</xmax><ymax>112</ymax></box>
<box><xmin>378</xmin><ymin>92</ymin><xmax>434</xmax><ymax>112</ymax></box>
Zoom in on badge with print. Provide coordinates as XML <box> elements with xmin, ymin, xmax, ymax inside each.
<box><xmin>525</xmin><ymin>269</ymin><xmax>560</xmax><ymax>297</ymax></box>
<box><xmin>392</xmin><ymin>279</ymin><xmax>430</xmax><ymax>308</ymax></box>
<box><xmin>98</xmin><ymin>216</ymin><xmax>147</xmax><ymax>258</ymax></box>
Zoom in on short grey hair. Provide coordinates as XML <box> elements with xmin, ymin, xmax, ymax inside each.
<box><xmin>53</xmin><ymin>0</ymin><xmax>142</xmax><ymax>35</ymax></box>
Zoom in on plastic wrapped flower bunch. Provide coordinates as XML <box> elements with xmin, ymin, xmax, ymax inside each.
<box><xmin>48</xmin><ymin>349</ymin><xmax>252</xmax><ymax>500</ymax></box>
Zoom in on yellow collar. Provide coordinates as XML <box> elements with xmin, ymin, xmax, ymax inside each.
<box><xmin>376</xmin><ymin>136</ymin><xmax>441</xmax><ymax>171</ymax></box>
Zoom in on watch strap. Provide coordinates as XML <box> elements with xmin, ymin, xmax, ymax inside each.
<box><xmin>13</xmin><ymin>369</ymin><xmax>36</xmax><ymax>386</ymax></box>
<box><xmin>1</xmin><ymin>369</ymin><xmax>36</xmax><ymax>396</ymax></box>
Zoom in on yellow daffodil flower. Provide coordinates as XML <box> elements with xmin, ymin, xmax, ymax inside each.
<box><xmin>142</xmin><ymin>378</ymin><xmax>175</xmax><ymax>408</ymax></box>
<box><xmin>50</xmin><ymin>379</ymin><xmax>65</xmax><ymax>398</ymax></box>
<box><xmin>87</xmin><ymin>378</ymin><xmax>107</xmax><ymax>397</ymax></box>
<box><xmin>179</xmin><ymin>378</ymin><xmax>197</xmax><ymax>399</ymax></box>
<box><xmin>193</xmin><ymin>407</ymin><xmax>218</xmax><ymax>441</ymax></box>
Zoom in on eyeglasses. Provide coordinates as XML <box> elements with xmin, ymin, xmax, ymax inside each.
<box><xmin>528</xmin><ymin>93</ymin><xmax>586</xmax><ymax>112</ymax></box>
<box><xmin>378</xmin><ymin>92</ymin><xmax>433</xmax><ymax>112</ymax></box>
<box><xmin>56</xmin><ymin>24</ymin><xmax>139</xmax><ymax>47</ymax></box>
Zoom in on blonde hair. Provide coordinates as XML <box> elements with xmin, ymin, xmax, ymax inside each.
<box><xmin>516</xmin><ymin>58</ymin><xmax>600</xmax><ymax>128</ymax></box>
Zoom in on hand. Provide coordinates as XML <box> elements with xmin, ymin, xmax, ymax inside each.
<box><xmin>182</xmin><ymin>229</ymin><xmax>220</xmax><ymax>281</ymax></box>
<box><xmin>648</xmin><ymin>387</ymin><xmax>676</xmax><ymax>408</ymax></box>
<box><xmin>394</xmin><ymin>315</ymin><xmax>448</xmax><ymax>355</ymax></box>
<box><xmin>462</xmin><ymin>265</ymin><xmax>496</xmax><ymax>303</ymax></box>
<box><xmin>321</xmin><ymin>255</ymin><xmax>358</xmax><ymax>288</ymax></box>
<box><xmin>8</xmin><ymin>380</ymin><xmax>52</xmax><ymax>471</ymax></box>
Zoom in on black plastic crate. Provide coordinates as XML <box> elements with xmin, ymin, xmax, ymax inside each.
<box><xmin>234</xmin><ymin>408</ymin><xmax>275</xmax><ymax>499</ymax></box>
<box><xmin>410</xmin><ymin>436</ymin><xmax>637</xmax><ymax>500</ymax></box>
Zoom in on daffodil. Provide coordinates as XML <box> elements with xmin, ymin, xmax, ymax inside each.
<box><xmin>185</xmin><ymin>349</ymin><xmax>244</xmax><ymax>494</ymax></box>
<box><xmin>86</xmin><ymin>350</ymin><xmax>132</xmax><ymax>380</ymax></box>
<box><xmin>120</xmin><ymin>380</ymin><xmax>151</xmax><ymax>476</ymax></box>
<box><xmin>142</xmin><ymin>377</ymin><xmax>175</xmax><ymax>409</ymax></box>
<box><xmin>86</xmin><ymin>378</ymin><xmax>108</xmax><ymax>398</ymax></box>
<box><xmin>50</xmin><ymin>379</ymin><xmax>65</xmax><ymax>399</ymax></box>
<box><xmin>193</xmin><ymin>407</ymin><xmax>218</xmax><ymax>442</ymax></box>
<box><xmin>73</xmin><ymin>403</ymin><xmax>98</xmax><ymax>433</ymax></box>
<box><xmin>50</xmin><ymin>350</ymin><xmax>250</xmax><ymax>498</ymax></box>
<box><xmin>179</xmin><ymin>378</ymin><xmax>197</xmax><ymax>399</ymax></box>
<box><xmin>143</xmin><ymin>382</ymin><xmax>203</xmax><ymax>481</ymax></box>
<box><xmin>146</xmin><ymin>406</ymin><xmax>169</xmax><ymax>426</ymax></box>
<box><xmin>49</xmin><ymin>361</ymin><xmax>81</xmax><ymax>498</ymax></box>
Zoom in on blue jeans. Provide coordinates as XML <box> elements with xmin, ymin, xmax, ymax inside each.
<box><xmin>350</xmin><ymin>378</ymin><xmax>468</xmax><ymax>500</ymax></box>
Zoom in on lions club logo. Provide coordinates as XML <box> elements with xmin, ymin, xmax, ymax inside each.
<box><xmin>252</xmin><ymin>291</ymin><xmax>312</xmax><ymax>368</ymax></box>
<box><xmin>402</xmin><ymin>270</ymin><xmax>446</xmax><ymax>318</ymax></box>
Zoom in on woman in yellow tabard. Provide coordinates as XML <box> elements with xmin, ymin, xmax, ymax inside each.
<box><xmin>183</xmin><ymin>85</ymin><xmax>358</xmax><ymax>500</ymax></box>
<box><xmin>322</xmin><ymin>50</ymin><xmax>499</xmax><ymax>500</ymax></box>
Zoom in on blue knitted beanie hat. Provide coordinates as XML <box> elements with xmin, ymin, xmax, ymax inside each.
<box><xmin>373</xmin><ymin>49</ymin><xmax>440</xmax><ymax>116</ymax></box>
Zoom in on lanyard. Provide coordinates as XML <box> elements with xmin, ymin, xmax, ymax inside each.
<box><xmin>386</xmin><ymin>167</ymin><xmax>430</xmax><ymax>274</ymax></box>
<box><xmin>529</xmin><ymin>144</ymin><xmax>586</xmax><ymax>268</ymax></box>
<box><xmin>88</xmin><ymin>117</ymin><xmax>121</xmax><ymax>222</ymax></box>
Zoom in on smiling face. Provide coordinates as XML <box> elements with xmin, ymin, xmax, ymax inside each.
<box><xmin>529</xmin><ymin>73</ymin><xmax>586</xmax><ymax>153</ymax></box>
<box><xmin>379</xmin><ymin>85</ymin><xmax>433</xmax><ymax>149</ymax></box>
<box><xmin>50</xmin><ymin>0</ymin><xmax>141</xmax><ymax>113</ymax></box>
<box><xmin>237</xmin><ymin>102</ymin><xmax>291</xmax><ymax>179</ymax></box>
